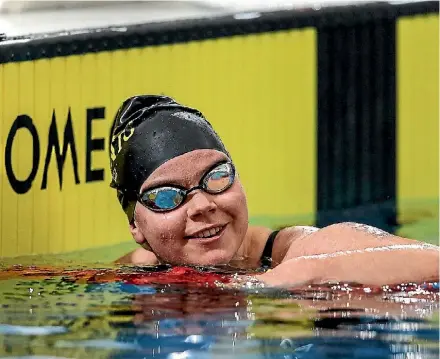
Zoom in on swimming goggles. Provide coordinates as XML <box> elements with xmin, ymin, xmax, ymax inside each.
<box><xmin>138</xmin><ymin>161</ymin><xmax>236</xmax><ymax>212</ymax></box>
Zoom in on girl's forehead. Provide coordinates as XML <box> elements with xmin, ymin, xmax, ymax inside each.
<box><xmin>141</xmin><ymin>150</ymin><xmax>229</xmax><ymax>189</ymax></box>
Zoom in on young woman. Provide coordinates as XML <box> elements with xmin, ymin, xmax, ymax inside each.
<box><xmin>110</xmin><ymin>95</ymin><xmax>439</xmax><ymax>288</ymax></box>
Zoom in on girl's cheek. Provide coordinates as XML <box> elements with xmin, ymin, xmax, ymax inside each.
<box><xmin>224</xmin><ymin>191</ymin><xmax>247</xmax><ymax>210</ymax></box>
<box><xmin>157</xmin><ymin>211</ymin><xmax>187</xmax><ymax>238</ymax></box>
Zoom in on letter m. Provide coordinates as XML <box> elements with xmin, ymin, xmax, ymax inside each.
<box><xmin>41</xmin><ymin>109</ymin><xmax>80</xmax><ymax>190</ymax></box>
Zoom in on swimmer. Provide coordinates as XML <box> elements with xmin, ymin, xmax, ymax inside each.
<box><xmin>110</xmin><ymin>95</ymin><xmax>439</xmax><ymax>287</ymax></box>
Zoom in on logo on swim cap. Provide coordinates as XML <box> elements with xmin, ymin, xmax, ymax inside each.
<box><xmin>110</xmin><ymin>121</ymin><xmax>135</xmax><ymax>162</ymax></box>
<box><xmin>112</xmin><ymin>167</ymin><xmax>118</xmax><ymax>183</ymax></box>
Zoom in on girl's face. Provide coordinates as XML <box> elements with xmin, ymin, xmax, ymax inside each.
<box><xmin>130</xmin><ymin>149</ymin><xmax>249</xmax><ymax>265</ymax></box>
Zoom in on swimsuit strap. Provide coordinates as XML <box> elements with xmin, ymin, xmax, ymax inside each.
<box><xmin>260</xmin><ymin>230</ymin><xmax>280</xmax><ymax>268</ymax></box>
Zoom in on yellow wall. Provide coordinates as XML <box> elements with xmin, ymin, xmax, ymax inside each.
<box><xmin>397</xmin><ymin>14</ymin><xmax>439</xmax><ymax>224</ymax></box>
<box><xmin>0</xmin><ymin>29</ymin><xmax>317</xmax><ymax>257</ymax></box>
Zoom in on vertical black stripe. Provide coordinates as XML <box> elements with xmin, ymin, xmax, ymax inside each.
<box><xmin>373</xmin><ymin>22</ymin><xmax>385</xmax><ymax>203</ymax></box>
<box><xmin>317</xmin><ymin>28</ymin><xmax>331</xmax><ymax>212</ymax></box>
<box><xmin>345</xmin><ymin>26</ymin><xmax>358</xmax><ymax>209</ymax></box>
<box><xmin>316</xmin><ymin>19</ymin><xmax>397</xmax><ymax>232</ymax></box>
<box><xmin>384</xmin><ymin>21</ymin><xmax>397</xmax><ymax>210</ymax></box>
<box><xmin>359</xmin><ymin>23</ymin><xmax>372</xmax><ymax>206</ymax></box>
<box><xmin>331</xmin><ymin>26</ymin><xmax>345</xmax><ymax>211</ymax></box>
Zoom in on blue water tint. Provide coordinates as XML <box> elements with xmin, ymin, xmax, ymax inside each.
<box><xmin>155</xmin><ymin>190</ymin><xmax>182</xmax><ymax>209</ymax></box>
<box><xmin>85</xmin><ymin>282</ymin><xmax>156</xmax><ymax>295</ymax></box>
<box><xmin>0</xmin><ymin>324</ymin><xmax>66</xmax><ymax>335</ymax></box>
<box><xmin>0</xmin><ymin>272</ymin><xmax>438</xmax><ymax>359</ymax></box>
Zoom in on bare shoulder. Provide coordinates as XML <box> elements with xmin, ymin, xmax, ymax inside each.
<box><xmin>244</xmin><ymin>225</ymin><xmax>319</xmax><ymax>265</ymax></box>
<box><xmin>243</xmin><ymin>226</ymin><xmax>272</xmax><ymax>261</ymax></box>
<box><xmin>278</xmin><ymin>225</ymin><xmax>320</xmax><ymax>239</ymax></box>
<box><xmin>314</xmin><ymin>222</ymin><xmax>408</xmax><ymax>244</ymax></box>
<box><xmin>273</xmin><ymin>225</ymin><xmax>319</xmax><ymax>263</ymax></box>
<box><xmin>284</xmin><ymin>222</ymin><xmax>438</xmax><ymax>259</ymax></box>
<box><xmin>319</xmin><ymin>222</ymin><xmax>393</xmax><ymax>237</ymax></box>
<box><xmin>115</xmin><ymin>247</ymin><xmax>159</xmax><ymax>265</ymax></box>
<box><xmin>319</xmin><ymin>222</ymin><xmax>440</xmax><ymax>248</ymax></box>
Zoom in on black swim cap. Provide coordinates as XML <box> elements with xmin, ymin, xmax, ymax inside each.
<box><xmin>109</xmin><ymin>95</ymin><xmax>230</xmax><ymax>221</ymax></box>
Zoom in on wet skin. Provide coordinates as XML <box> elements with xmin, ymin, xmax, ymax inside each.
<box><xmin>120</xmin><ymin>149</ymin><xmax>440</xmax><ymax>288</ymax></box>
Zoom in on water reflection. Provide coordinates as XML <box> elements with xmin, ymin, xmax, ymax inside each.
<box><xmin>0</xmin><ymin>268</ymin><xmax>438</xmax><ymax>359</ymax></box>
<box><xmin>91</xmin><ymin>284</ymin><xmax>256</xmax><ymax>359</ymax></box>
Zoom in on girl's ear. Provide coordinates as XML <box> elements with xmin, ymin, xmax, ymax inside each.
<box><xmin>129</xmin><ymin>221</ymin><xmax>144</xmax><ymax>244</ymax></box>
<box><xmin>129</xmin><ymin>220</ymin><xmax>153</xmax><ymax>251</ymax></box>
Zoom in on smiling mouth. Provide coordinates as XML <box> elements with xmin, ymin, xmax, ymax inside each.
<box><xmin>185</xmin><ymin>225</ymin><xmax>227</xmax><ymax>240</ymax></box>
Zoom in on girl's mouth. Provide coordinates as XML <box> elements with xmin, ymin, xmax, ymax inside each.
<box><xmin>186</xmin><ymin>225</ymin><xmax>227</xmax><ymax>242</ymax></box>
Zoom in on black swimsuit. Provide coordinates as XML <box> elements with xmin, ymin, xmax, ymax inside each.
<box><xmin>260</xmin><ymin>230</ymin><xmax>280</xmax><ymax>268</ymax></box>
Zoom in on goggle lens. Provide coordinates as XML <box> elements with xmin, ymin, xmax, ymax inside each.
<box><xmin>203</xmin><ymin>162</ymin><xmax>234</xmax><ymax>193</ymax></box>
<box><xmin>144</xmin><ymin>188</ymin><xmax>185</xmax><ymax>211</ymax></box>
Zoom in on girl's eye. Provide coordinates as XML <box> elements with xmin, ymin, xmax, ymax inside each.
<box><xmin>141</xmin><ymin>188</ymin><xmax>185</xmax><ymax>211</ymax></box>
<box><xmin>204</xmin><ymin>163</ymin><xmax>234</xmax><ymax>193</ymax></box>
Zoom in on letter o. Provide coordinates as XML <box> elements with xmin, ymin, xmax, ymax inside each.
<box><xmin>5</xmin><ymin>115</ymin><xmax>40</xmax><ymax>194</ymax></box>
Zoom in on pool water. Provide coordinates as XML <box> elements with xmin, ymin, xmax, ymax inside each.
<box><xmin>0</xmin><ymin>264</ymin><xmax>438</xmax><ymax>359</ymax></box>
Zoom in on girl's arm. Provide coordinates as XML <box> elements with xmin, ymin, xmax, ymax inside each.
<box><xmin>257</xmin><ymin>222</ymin><xmax>439</xmax><ymax>287</ymax></box>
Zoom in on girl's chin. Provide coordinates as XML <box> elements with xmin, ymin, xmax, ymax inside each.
<box><xmin>182</xmin><ymin>250</ymin><xmax>234</xmax><ymax>267</ymax></box>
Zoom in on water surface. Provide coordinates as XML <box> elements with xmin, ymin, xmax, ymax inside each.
<box><xmin>0</xmin><ymin>264</ymin><xmax>438</xmax><ymax>359</ymax></box>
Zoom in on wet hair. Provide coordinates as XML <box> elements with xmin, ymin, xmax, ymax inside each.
<box><xmin>109</xmin><ymin>95</ymin><xmax>230</xmax><ymax>221</ymax></box>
